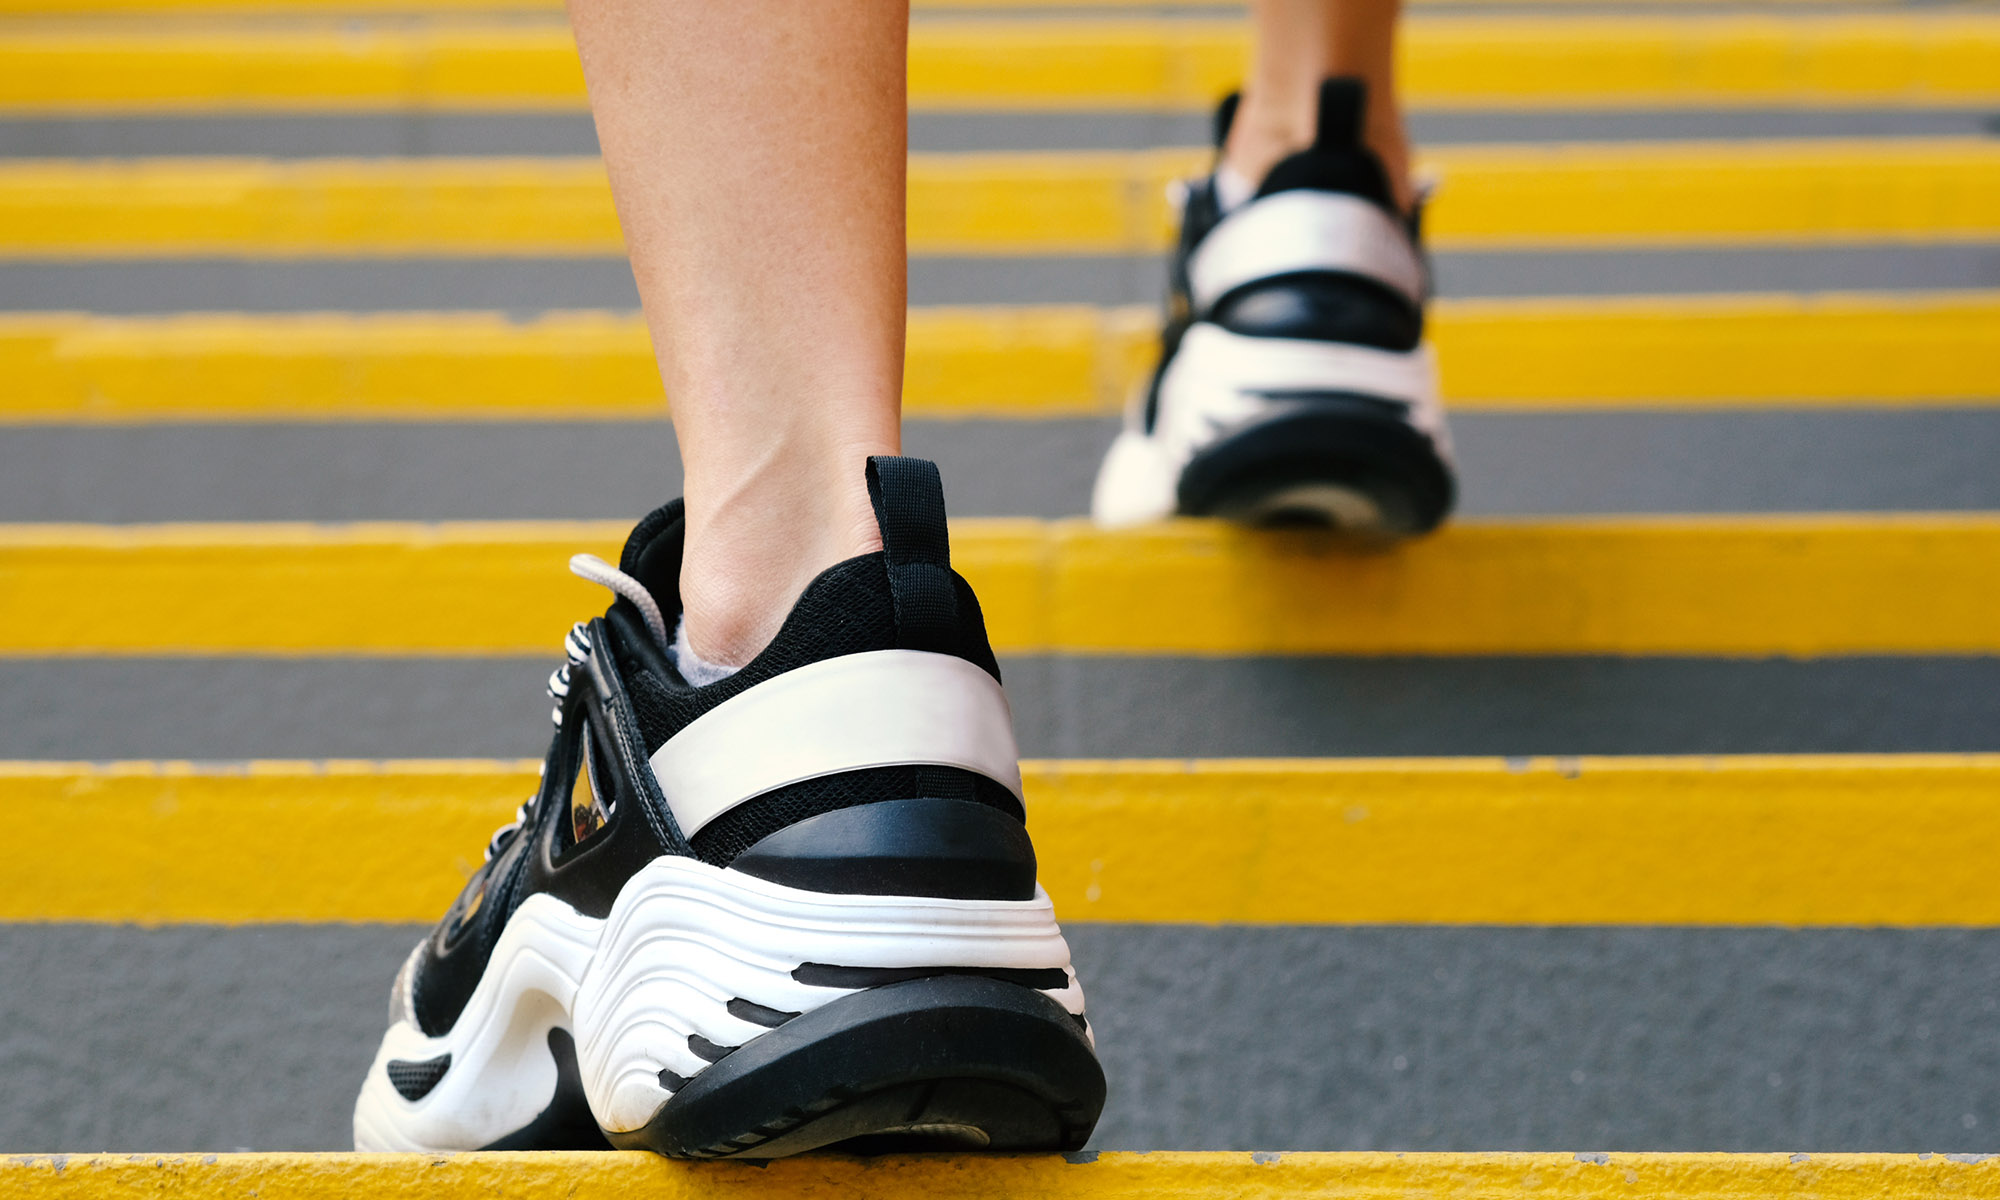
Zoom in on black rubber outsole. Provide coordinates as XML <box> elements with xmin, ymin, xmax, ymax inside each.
<box><xmin>607</xmin><ymin>974</ymin><xmax>1105</xmax><ymax>1159</ymax></box>
<box><xmin>1175</xmin><ymin>397</ymin><xmax>1457</xmax><ymax>536</ymax></box>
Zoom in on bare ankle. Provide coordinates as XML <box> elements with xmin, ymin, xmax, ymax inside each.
<box><xmin>677</xmin><ymin>452</ymin><xmax>885</xmax><ymax>669</ymax></box>
<box><xmin>1221</xmin><ymin>90</ymin><xmax>1417</xmax><ymax>218</ymax></box>
<box><xmin>1364</xmin><ymin>111</ymin><xmax>1416</xmax><ymax>217</ymax></box>
<box><xmin>1220</xmin><ymin>97</ymin><xmax>1316</xmax><ymax>194</ymax></box>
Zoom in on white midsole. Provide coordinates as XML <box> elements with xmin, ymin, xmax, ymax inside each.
<box><xmin>577</xmin><ymin>857</ymin><xmax>1081</xmax><ymax>1133</ymax></box>
<box><xmin>1092</xmin><ymin>323</ymin><xmax>1449</xmax><ymax>529</ymax></box>
<box><xmin>354</xmin><ymin>857</ymin><xmax>1082</xmax><ymax>1149</ymax></box>
<box><xmin>353</xmin><ymin>894</ymin><xmax>598</xmax><ymax>1152</ymax></box>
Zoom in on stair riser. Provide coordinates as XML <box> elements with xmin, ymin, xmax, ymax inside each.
<box><xmin>6</xmin><ymin>924</ymin><xmax>1999</xmax><ymax>1155</ymax></box>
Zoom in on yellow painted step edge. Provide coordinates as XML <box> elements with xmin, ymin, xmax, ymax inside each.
<box><xmin>0</xmin><ymin>0</ymin><xmax>1915</xmax><ymax>13</ymax></box>
<box><xmin>0</xmin><ymin>141</ymin><xmax>1960</xmax><ymax>254</ymax></box>
<box><xmin>4</xmin><ymin>16</ymin><xmax>1998</xmax><ymax>112</ymax></box>
<box><xmin>12</xmin><ymin>754</ymin><xmax>2000</xmax><ymax>926</ymax></box>
<box><xmin>6</xmin><ymin>1151</ymin><xmax>1994</xmax><ymax>1198</ymax></box>
<box><xmin>2</xmin><ymin>141</ymin><xmax>1995</xmax><ymax>258</ymax></box>
<box><xmin>4</xmin><ymin>515</ymin><xmax>2000</xmax><ymax>656</ymax></box>
<box><xmin>5</xmin><ymin>292</ymin><xmax>1997</xmax><ymax>421</ymax></box>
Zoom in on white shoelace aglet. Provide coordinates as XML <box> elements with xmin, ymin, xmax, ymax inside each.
<box><xmin>568</xmin><ymin>552</ymin><xmax>670</xmax><ymax>648</ymax></box>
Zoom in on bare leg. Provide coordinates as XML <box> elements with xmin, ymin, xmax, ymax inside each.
<box><xmin>1224</xmin><ymin>0</ymin><xmax>1413</xmax><ymax>214</ymax></box>
<box><xmin>568</xmin><ymin>0</ymin><xmax>908</xmax><ymax>666</ymax></box>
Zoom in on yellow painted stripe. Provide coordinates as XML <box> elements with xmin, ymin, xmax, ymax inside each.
<box><xmin>4</xmin><ymin>516</ymin><xmax>1999</xmax><ymax>657</ymax></box>
<box><xmin>1434</xmin><ymin>291</ymin><xmax>2000</xmax><ymax>410</ymax></box>
<box><xmin>4</xmin><ymin>17</ymin><xmax>1997</xmax><ymax>112</ymax></box>
<box><xmin>5</xmin><ymin>292</ymin><xmax>1996</xmax><ymax>422</ymax></box>
<box><xmin>11</xmin><ymin>755</ymin><xmax>2000</xmax><ymax>926</ymax></box>
<box><xmin>0</xmin><ymin>0</ymin><xmax>1908</xmax><ymax>12</ymax></box>
<box><xmin>0</xmin><ymin>306</ymin><xmax>1154</xmax><ymax>421</ymax></box>
<box><xmin>2</xmin><ymin>141</ymin><xmax>1994</xmax><ymax>259</ymax></box>
<box><xmin>5</xmin><ymin>1151</ymin><xmax>1994</xmax><ymax>1199</ymax></box>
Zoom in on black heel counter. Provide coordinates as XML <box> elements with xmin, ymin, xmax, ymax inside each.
<box><xmin>729</xmin><ymin>796</ymin><xmax>1038</xmax><ymax>901</ymax></box>
<box><xmin>1208</xmin><ymin>272</ymin><xmax>1424</xmax><ymax>350</ymax></box>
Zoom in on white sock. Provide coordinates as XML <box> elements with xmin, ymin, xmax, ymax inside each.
<box><xmin>670</xmin><ymin>613</ymin><xmax>741</xmax><ymax>687</ymax></box>
<box><xmin>1213</xmin><ymin>163</ymin><xmax>1257</xmax><ymax>212</ymax></box>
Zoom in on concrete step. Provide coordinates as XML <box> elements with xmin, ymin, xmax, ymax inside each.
<box><xmin>4</xmin><ymin>140</ymin><xmax>1997</xmax><ymax>257</ymax></box>
<box><xmin>6</xmin><ymin>108</ymin><xmax>1999</xmax><ymax>159</ymax></box>
<box><xmin>6</xmin><ymin>516</ymin><xmax>1999</xmax><ymax>656</ymax></box>
<box><xmin>1</xmin><ymin>244</ymin><xmax>1990</xmax><ymax>313</ymax></box>
<box><xmin>0</xmin><ymin>0</ymin><xmax>1934</xmax><ymax>14</ymax></box>
<box><xmin>13</xmin><ymin>754</ymin><xmax>2000</xmax><ymax>925</ymax></box>
<box><xmin>5</xmin><ymin>1150</ymin><xmax>1999</xmax><ymax>1195</ymax></box>
<box><xmin>9</xmin><ymin>921</ymin><xmax>2000</xmax><ymax>1152</ymax></box>
<box><xmin>9</xmin><ymin>654</ymin><xmax>2000</xmax><ymax>760</ymax></box>
<box><xmin>15</xmin><ymin>409</ymin><xmax>2000</xmax><ymax>522</ymax></box>
<box><xmin>7</xmin><ymin>291</ymin><xmax>1996</xmax><ymax>421</ymax></box>
<box><xmin>5</xmin><ymin>14</ymin><xmax>1995</xmax><ymax>114</ymax></box>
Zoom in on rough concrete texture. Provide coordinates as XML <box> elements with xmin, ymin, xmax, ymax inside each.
<box><xmin>10</xmin><ymin>409</ymin><xmax>2000</xmax><ymax>523</ymax></box>
<box><xmin>4</xmin><ymin>924</ymin><xmax>1998</xmax><ymax>1154</ymax></box>
<box><xmin>5</xmin><ymin>655</ymin><xmax>2000</xmax><ymax>762</ymax></box>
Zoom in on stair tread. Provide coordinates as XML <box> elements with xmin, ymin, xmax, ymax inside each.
<box><xmin>5</xmin><ymin>1149</ymin><xmax>1998</xmax><ymax>1195</ymax></box>
<box><xmin>11</xmin><ymin>753</ymin><xmax>2000</xmax><ymax>925</ymax></box>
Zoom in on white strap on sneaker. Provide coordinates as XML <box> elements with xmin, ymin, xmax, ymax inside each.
<box><xmin>648</xmin><ymin>649</ymin><xmax>1024</xmax><ymax>838</ymax></box>
<box><xmin>1186</xmin><ymin>189</ymin><xmax>1426</xmax><ymax>315</ymax></box>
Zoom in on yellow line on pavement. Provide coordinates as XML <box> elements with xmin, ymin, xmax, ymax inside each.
<box><xmin>4</xmin><ymin>516</ymin><xmax>1998</xmax><ymax>656</ymax></box>
<box><xmin>6</xmin><ymin>1150</ymin><xmax>1994</xmax><ymax>1199</ymax></box>
<box><xmin>11</xmin><ymin>755</ymin><xmax>2000</xmax><ymax>926</ymax></box>
<box><xmin>4</xmin><ymin>16</ymin><xmax>1996</xmax><ymax>111</ymax></box>
<box><xmin>2</xmin><ymin>141</ymin><xmax>1994</xmax><ymax>258</ymax></box>
<box><xmin>5</xmin><ymin>292</ymin><xmax>1995</xmax><ymax>421</ymax></box>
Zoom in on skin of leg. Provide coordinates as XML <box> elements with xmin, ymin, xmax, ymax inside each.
<box><xmin>1224</xmin><ymin>0</ymin><xmax>1414</xmax><ymax>214</ymax></box>
<box><xmin>568</xmin><ymin>0</ymin><xmax>908</xmax><ymax>667</ymax></box>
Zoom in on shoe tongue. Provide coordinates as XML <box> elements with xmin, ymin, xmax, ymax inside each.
<box><xmin>617</xmin><ymin>499</ymin><xmax>686</xmax><ymax>612</ymax></box>
<box><xmin>1253</xmin><ymin>76</ymin><xmax>1399</xmax><ymax>215</ymax></box>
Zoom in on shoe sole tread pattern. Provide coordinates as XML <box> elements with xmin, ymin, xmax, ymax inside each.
<box><xmin>574</xmin><ymin>856</ymin><xmax>1085</xmax><ymax>1137</ymax></box>
<box><xmin>621</xmin><ymin>975</ymin><xmax>1103</xmax><ymax>1159</ymax></box>
<box><xmin>353</xmin><ymin>854</ymin><xmax>1094</xmax><ymax>1155</ymax></box>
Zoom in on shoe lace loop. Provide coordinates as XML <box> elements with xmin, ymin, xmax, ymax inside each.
<box><xmin>479</xmin><ymin>554</ymin><xmax>664</xmax><ymax>862</ymax></box>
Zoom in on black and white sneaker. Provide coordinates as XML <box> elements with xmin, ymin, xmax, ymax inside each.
<box><xmin>353</xmin><ymin>457</ymin><xmax>1104</xmax><ymax>1157</ymax></box>
<box><xmin>1092</xmin><ymin>77</ymin><xmax>1456</xmax><ymax>535</ymax></box>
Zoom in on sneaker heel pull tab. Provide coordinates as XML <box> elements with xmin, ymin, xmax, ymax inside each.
<box><xmin>864</xmin><ymin>456</ymin><xmax>960</xmax><ymax>654</ymax></box>
<box><xmin>1314</xmin><ymin>77</ymin><xmax>1368</xmax><ymax>152</ymax></box>
<box><xmin>1211</xmin><ymin>90</ymin><xmax>1241</xmax><ymax>149</ymax></box>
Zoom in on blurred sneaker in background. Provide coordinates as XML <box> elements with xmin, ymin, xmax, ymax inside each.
<box><xmin>1093</xmin><ymin>78</ymin><xmax>1456</xmax><ymax>537</ymax></box>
